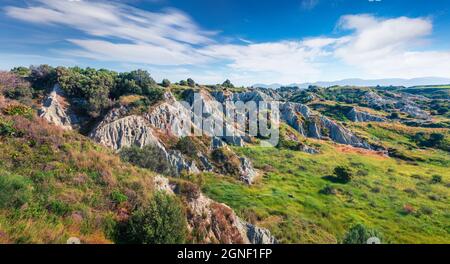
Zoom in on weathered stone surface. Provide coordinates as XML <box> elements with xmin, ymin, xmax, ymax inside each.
<box><xmin>399</xmin><ymin>104</ymin><xmax>430</xmax><ymax>120</ymax></box>
<box><xmin>184</xmin><ymin>192</ymin><xmax>276</xmax><ymax>244</ymax></box>
<box><xmin>347</xmin><ymin>108</ymin><xmax>386</xmax><ymax>122</ymax></box>
<box><xmin>239</xmin><ymin>157</ymin><xmax>258</xmax><ymax>185</ymax></box>
<box><xmin>39</xmin><ymin>84</ymin><xmax>79</xmax><ymax>130</ymax></box>
<box><xmin>89</xmin><ymin>113</ymin><xmax>199</xmax><ymax>175</ymax></box>
<box><xmin>89</xmin><ymin>115</ymin><xmax>162</xmax><ymax>150</ymax></box>
<box><xmin>239</xmin><ymin>220</ymin><xmax>277</xmax><ymax>244</ymax></box>
<box><xmin>279</xmin><ymin>102</ymin><xmax>371</xmax><ymax>149</ymax></box>
<box><xmin>145</xmin><ymin>92</ymin><xmax>194</xmax><ymax>138</ymax></box>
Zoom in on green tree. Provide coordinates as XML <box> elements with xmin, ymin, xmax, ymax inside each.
<box><xmin>222</xmin><ymin>79</ymin><xmax>234</xmax><ymax>88</ymax></box>
<box><xmin>161</xmin><ymin>79</ymin><xmax>171</xmax><ymax>88</ymax></box>
<box><xmin>115</xmin><ymin>192</ymin><xmax>187</xmax><ymax>244</ymax></box>
<box><xmin>187</xmin><ymin>78</ymin><xmax>195</xmax><ymax>87</ymax></box>
<box><xmin>29</xmin><ymin>64</ymin><xmax>56</xmax><ymax>90</ymax></box>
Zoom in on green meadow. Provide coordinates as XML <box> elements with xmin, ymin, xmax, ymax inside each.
<box><xmin>201</xmin><ymin>125</ymin><xmax>450</xmax><ymax>244</ymax></box>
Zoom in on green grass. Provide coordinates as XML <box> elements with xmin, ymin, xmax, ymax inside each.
<box><xmin>0</xmin><ymin>111</ymin><xmax>158</xmax><ymax>243</ymax></box>
<box><xmin>201</xmin><ymin>137</ymin><xmax>450</xmax><ymax>243</ymax></box>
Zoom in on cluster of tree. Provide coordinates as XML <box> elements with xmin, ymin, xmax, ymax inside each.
<box><xmin>178</xmin><ymin>78</ymin><xmax>196</xmax><ymax>87</ymax></box>
<box><xmin>0</xmin><ymin>65</ymin><xmax>57</xmax><ymax>103</ymax></box>
<box><xmin>57</xmin><ymin>67</ymin><xmax>165</xmax><ymax>118</ymax></box>
<box><xmin>1</xmin><ymin>65</ymin><xmax>169</xmax><ymax>118</ymax></box>
<box><xmin>430</xmin><ymin>100</ymin><xmax>449</xmax><ymax>115</ymax></box>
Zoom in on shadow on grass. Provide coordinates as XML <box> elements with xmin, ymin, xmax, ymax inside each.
<box><xmin>322</xmin><ymin>175</ymin><xmax>347</xmax><ymax>184</ymax></box>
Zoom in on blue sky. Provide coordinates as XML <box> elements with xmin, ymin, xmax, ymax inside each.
<box><xmin>1</xmin><ymin>0</ymin><xmax>450</xmax><ymax>85</ymax></box>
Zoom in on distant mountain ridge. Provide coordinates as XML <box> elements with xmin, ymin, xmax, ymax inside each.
<box><xmin>252</xmin><ymin>77</ymin><xmax>450</xmax><ymax>89</ymax></box>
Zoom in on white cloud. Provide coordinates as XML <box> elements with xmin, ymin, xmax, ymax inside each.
<box><xmin>333</xmin><ymin>14</ymin><xmax>450</xmax><ymax>78</ymax></box>
<box><xmin>199</xmin><ymin>41</ymin><xmax>331</xmax><ymax>84</ymax></box>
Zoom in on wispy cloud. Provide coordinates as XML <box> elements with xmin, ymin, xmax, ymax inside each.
<box><xmin>301</xmin><ymin>0</ymin><xmax>319</xmax><ymax>10</ymax></box>
<box><xmin>3</xmin><ymin>0</ymin><xmax>450</xmax><ymax>84</ymax></box>
<box><xmin>4</xmin><ymin>0</ymin><xmax>216</xmax><ymax>65</ymax></box>
<box><xmin>333</xmin><ymin>14</ymin><xmax>450</xmax><ymax>78</ymax></box>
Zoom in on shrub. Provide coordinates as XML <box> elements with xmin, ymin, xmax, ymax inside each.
<box><xmin>342</xmin><ymin>224</ymin><xmax>382</xmax><ymax>244</ymax></box>
<box><xmin>48</xmin><ymin>200</ymin><xmax>71</xmax><ymax>216</ymax></box>
<box><xmin>403</xmin><ymin>188</ymin><xmax>418</xmax><ymax>197</ymax></box>
<box><xmin>0</xmin><ymin>71</ymin><xmax>33</xmax><ymax>100</ymax></box>
<box><xmin>319</xmin><ymin>185</ymin><xmax>338</xmax><ymax>195</ymax></box>
<box><xmin>211</xmin><ymin>147</ymin><xmax>242</xmax><ymax>177</ymax></box>
<box><xmin>119</xmin><ymin>145</ymin><xmax>172</xmax><ymax>175</ymax></box>
<box><xmin>430</xmin><ymin>175</ymin><xmax>442</xmax><ymax>184</ymax></box>
<box><xmin>420</xmin><ymin>206</ymin><xmax>433</xmax><ymax>215</ymax></box>
<box><xmin>29</xmin><ymin>64</ymin><xmax>56</xmax><ymax>90</ymax></box>
<box><xmin>0</xmin><ymin>172</ymin><xmax>32</xmax><ymax>209</ymax></box>
<box><xmin>187</xmin><ymin>78</ymin><xmax>195</xmax><ymax>87</ymax></box>
<box><xmin>175</xmin><ymin>137</ymin><xmax>198</xmax><ymax>158</ymax></box>
<box><xmin>413</xmin><ymin>132</ymin><xmax>445</xmax><ymax>149</ymax></box>
<box><xmin>402</xmin><ymin>204</ymin><xmax>416</xmax><ymax>215</ymax></box>
<box><xmin>111</xmin><ymin>190</ymin><xmax>128</xmax><ymax>204</ymax></box>
<box><xmin>115</xmin><ymin>192</ymin><xmax>187</xmax><ymax>244</ymax></box>
<box><xmin>333</xmin><ymin>166</ymin><xmax>353</xmax><ymax>183</ymax></box>
<box><xmin>2</xmin><ymin>104</ymin><xmax>33</xmax><ymax>119</ymax></box>
<box><xmin>388</xmin><ymin>112</ymin><xmax>400</xmax><ymax>119</ymax></box>
<box><xmin>0</xmin><ymin>118</ymin><xmax>18</xmax><ymax>137</ymax></box>
<box><xmin>161</xmin><ymin>79</ymin><xmax>171</xmax><ymax>88</ymax></box>
<box><xmin>175</xmin><ymin>181</ymin><xmax>201</xmax><ymax>200</ymax></box>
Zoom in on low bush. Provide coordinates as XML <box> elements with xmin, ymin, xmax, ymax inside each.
<box><xmin>319</xmin><ymin>185</ymin><xmax>338</xmax><ymax>195</ymax></box>
<box><xmin>342</xmin><ymin>223</ymin><xmax>383</xmax><ymax>244</ymax></box>
<box><xmin>119</xmin><ymin>145</ymin><xmax>172</xmax><ymax>175</ymax></box>
<box><xmin>114</xmin><ymin>192</ymin><xmax>187</xmax><ymax>244</ymax></box>
<box><xmin>175</xmin><ymin>137</ymin><xmax>199</xmax><ymax>158</ymax></box>
<box><xmin>0</xmin><ymin>118</ymin><xmax>18</xmax><ymax>137</ymax></box>
<box><xmin>333</xmin><ymin>166</ymin><xmax>353</xmax><ymax>183</ymax></box>
<box><xmin>0</xmin><ymin>172</ymin><xmax>32</xmax><ymax>209</ymax></box>
<box><xmin>2</xmin><ymin>104</ymin><xmax>33</xmax><ymax>119</ymax></box>
<box><xmin>430</xmin><ymin>175</ymin><xmax>442</xmax><ymax>184</ymax></box>
<box><xmin>211</xmin><ymin>147</ymin><xmax>242</xmax><ymax>177</ymax></box>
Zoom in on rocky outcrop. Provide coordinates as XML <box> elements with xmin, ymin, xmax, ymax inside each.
<box><xmin>184</xmin><ymin>192</ymin><xmax>276</xmax><ymax>244</ymax></box>
<box><xmin>185</xmin><ymin>90</ymin><xmax>251</xmax><ymax>147</ymax></box>
<box><xmin>399</xmin><ymin>104</ymin><xmax>430</xmax><ymax>120</ymax></box>
<box><xmin>89</xmin><ymin>113</ymin><xmax>199</xmax><ymax>175</ymax></box>
<box><xmin>145</xmin><ymin>92</ymin><xmax>195</xmax><ymax>138</ymax></box>
<box><xmin>240</xmin><ymin>220</ymin><xmax>277</xmax><ymax>244</ymax></box>
<box><xmin>166</xmin><ymin>150</ymin><xmax>200</xmax><ymax>175</ymax></box>
<box><xmin>364</xmin><ymin>90</ymin><xmax>430</xmax><ymax>120</ymax></box>
<box><xmin>364</xmin><ymin>91</ymin><xmax>394</xmax><ymax>108</ymax></box>
<box><xmin>347</xmin><ymin>108</ymin><xmax>386</xmax><ymax>122</ymax></box>
<box><xmin>238</xmin><ymin>157</ymin><xmax>258</xmax><ymax>185</ymax></box>
<box><xmin>39</xmin><ymin>84</ymin><xmax>79</xmax><ymax>130</ymax></box>
<box><xmin>279</xmin><ymin>102</ymin><xmax>371</xmax><ymax>149</ymax></box>
<box><xmin>89</xmin><ymin>115</ymin><xmax>161</xmax><ymax>150</ymax></box>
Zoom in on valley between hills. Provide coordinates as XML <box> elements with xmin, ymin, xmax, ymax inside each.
<box><xmin>0</xmin><ymin>66</ymin><xmax>448</xmax><ymax>244</ymax></box>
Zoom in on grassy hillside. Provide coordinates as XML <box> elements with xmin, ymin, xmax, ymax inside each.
<box><xmin>201</xmin><ymin>125</ymin><xmax>450</xmax><ymax>243</ymax></box>
<box><xmin>0</xmin><ymin>99</ymin><xmax>160</xmax><ymax>243</ymax></box>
